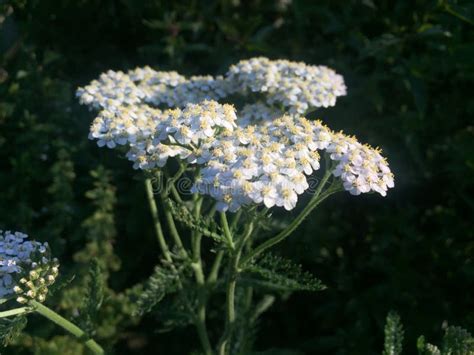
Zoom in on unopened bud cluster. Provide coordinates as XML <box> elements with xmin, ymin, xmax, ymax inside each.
<box><xmin>0</xmin><ymin>231</ymin><xmax>59</xmax><ymax>303</ymax></box>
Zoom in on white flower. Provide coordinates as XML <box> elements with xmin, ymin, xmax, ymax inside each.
<box><xmin>328</xmin><ymin>132</ymin><xmax>394</xmax><ymax>196</ymax></box>
<box><xmin>78</xmin><ymin>58</ymin><xmax>394</xmax><ymax>212</ymax></box>
<box><xmin>226</xmin><ymin>57</ymin><xmax>347</xmax><ymax>114</ymax></box>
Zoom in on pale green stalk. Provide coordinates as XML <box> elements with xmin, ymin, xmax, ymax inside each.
<box><xmin>220</xmin><ymin>212</ymin><xmax>234</xmax><ymax>249</ymax></box>
<box><xmin>145</xmin><ymin>178</ymin><xmax>173</xmax><ymax>263</ymax></box>
<box><xmin>0</xmin><ymin>307</ymin><xmax>30</xmax><ymax>318</ymax></box>
<box><xmin>190</xmin><ymin>195</ymin><xmax>213</xmax><ymax>355</ymax></box>
<box><xmin>207</xmin><ymin>250</ymin><xmax>224</xmax><ymax>286</ymax></box>
<box><xmin>160</xmin><ymin>193</ymin><xmax>189</xmax><ymax>258</ymax></box>
<box><xmin>218</xmin><ymin>220</ymin><xmax>254</xmax><ymax>355</ymax></box>
<box><xmin>30</xmin><ymin>300</ymin><xmax>104</xmax><ymax>355</ymax></box>
<box><xmin>229</xmin><ymin>210</ymin><xmax>242</xmax><ymax>233</ymax></box>
<box><xmin>164</xmin><ymin>163</ymin><xmax>187</xmax><ymax>196</ymax></box>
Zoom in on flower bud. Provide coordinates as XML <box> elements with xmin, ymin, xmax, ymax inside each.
<box><xmin>16</xmin><ymin>296</ymin><xmax>28</xmax><ymax>304</ymax></box>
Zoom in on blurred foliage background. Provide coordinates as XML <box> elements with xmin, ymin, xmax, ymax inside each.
<box><xmin>1</xmin><ymin>0</ymin><xmax>473</xmax><ymax>354</ymax></box>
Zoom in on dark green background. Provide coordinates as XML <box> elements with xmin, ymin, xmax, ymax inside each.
<box><xmin>1</xmin><ymin>0</ymin><xmax>473</xmax><ymax>354</ymax></box>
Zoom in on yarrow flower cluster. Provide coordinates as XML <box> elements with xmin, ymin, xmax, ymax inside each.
<box><xmin>77</xmin><ymin>57</ymin><xmax>394</xmax><ymax>212</ymax></box>
<box><xmin>192</xmin><ymin>116</ymin><xmax>331</xmax><ymax>211</ymax></box>
<box><xmin>77</xmin><ymin>66</ymin><xmax>229</xmax><ymax>112</ymax></box>
<box><xmin>226</xmin><ymin>57</ymin><xmax>347</xmax><ymax>114</ymax></box>
<box><xmin>328</xmin><ymin>132</ymin><xmax>394</xmax><ymax>197</ymax></box>
<box><xmin>0</xmin><ymin>231</ymin><xmax>58</xmax><ymax>303</ymax></box>
<box><xmin>77</xmin><ymin>57</ymin><xmax>346</xmax><ymax>116</ymax></box>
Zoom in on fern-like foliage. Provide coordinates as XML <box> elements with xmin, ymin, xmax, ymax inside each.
<box><xmin>0</xmin><ymin>316</ymin><xmax>27</xmax><ymax>347</ymax></box>
<box><xmin>418</xmin><ymin>336</ymin><xmax>441</xmax><ymax>355</ymax></box>
<box><xmin>382</xmin><ymin>311</ymin><xmax>404</xmax><ymax>355</ymax></box>
<box><xmin>383</xmin><ymin>312</ymin><xmax>474</xmax><ymax>355</ymax></box>
<box><xmin>441</xmin><ymin>326</ymin><xmax>474</xmax><ymax>355</ymax></box>
<box><xmin>242</xmin><ymin>254</ymin><xmax>326</xmax><ymax>292</ymax></box>
<box><xmin>78</xmin><ymin>259</ymin><xmax>105</xmax><ymax>336</ymax></box>
<box><xmin>233</xmin><ymin>291</ymin><xmax>275</xmax><ymax>355</ymax></box>
<box><xmin>416</xmin><ymin>326</ymin><xmax>474</xmax><ymax>355</ymax></box>
<box><xmin>153</xmin><ymin>292</ymin><xmax>196</xmax><ymax>332</ymax></box>
<box><xmin>134</xmin><ymin>265</ymin><xmax>181</xmax><ymax>316</ymax></box>
<box><xmin>165</xmin><ymin>197</ymin><xmax>224</xmax><ymax>242</ymax></box>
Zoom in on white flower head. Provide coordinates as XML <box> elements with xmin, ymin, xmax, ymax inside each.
<box><xmin>226</xmin><ymin>57</ymin><xmax>347</xmax><ymax>114</ymax></box>
<box><xmin>78</xmin><ymin>58</ymin><xmax>394</xmax><ymax>213</ymax></box>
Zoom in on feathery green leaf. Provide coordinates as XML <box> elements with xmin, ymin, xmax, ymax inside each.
<box><xmin>134</xmin><ymin>265</ymin><xmax>181</xmax><ymax>316</ymax></box>
<box><xmin>0</xmin><ymin>316</ymin><xmax>27</xmax><ymax>347</ymax></box>
<box><xmin>382</xmin><ymin>311</ymin><xmax>404</xmax><ymax>355</ymax></box>
<box><xmin>242</xmin><ymin>254</ymin><xmax>326</xmax><ymax>292</ymax></box>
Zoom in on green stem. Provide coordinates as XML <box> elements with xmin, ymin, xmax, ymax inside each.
<box><xmin>165</xmin><ymin>163</ymin><xmax>187</xmax><ymax>196</ymax></box>
<box><xmin>0</xmin><ymin>307</ymin><xmax>30</xmax><ymax>318</ymax></box>
<box><xmin>218</xmin><ymin>221</ymin><xmax>254</xmax><ymax>355</ymax></box>
<box><xmin>145</xmin><ymin>178</ymin><xmax>172</xmax><ymax>263</ymax></box>
<box><xmin>207</xmin><ymin>250</ymin><xmax>224</xmax><ymax>285</ymax></box>
<box><xmin>229</xmin><ymin>210</ymin><xmax>242</xmax><ymax>233</ymax></box>
<box><xmin>170</xmin><ymin>184</ymin><xmax>184</xmax><ymax>204</ymax></box>
<box><xmin>145</xmin><ymin>178</ymin><xmax>196</xmax><ymax>328</ymax></box>
<box><xmin>220</xmin><ymin>212</ymin><xmax>234</xmax><ymax>249</ymax></box>
<box><xmin>205</xmin><ymin>203</ymin><xmax>217</xmax><ymax>222</ymax></box>
<box><xmin>30</xmin><ymin>300</ymin><xmax>104</xmax><ymax>355</ymax></box>
<box><xmin>240</xmin><ymin>170</ymin><xmax>335</xmax><ymax>266</ymax></box>
<box><xmin>194</xmin><ymin>266</ymin><xmax>213</xmax><ymax>355</ymax></box>
<box><xmin>160</xmin><ymin>193</ymin><xmax>188</xmax><ymax>258</ymax></box>
<box><xmin>190</xmin><ymin>196</ymin><xmax>213</xmax><ymax>355</ymax></box>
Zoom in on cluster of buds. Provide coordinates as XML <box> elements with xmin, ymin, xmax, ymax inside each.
<box><xmin>14</xmin><ymin>259</ymin><xmax>59</xmax><ymax>304</ymax></box>
<box><xmin>0</xmin><ymin>231</ymin><xmax>59</xmax><ymax>303</ymax></box>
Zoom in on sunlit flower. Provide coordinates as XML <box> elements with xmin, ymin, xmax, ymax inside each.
<box><xmin>78</xmin><ymin>58</ymin><xmax>394</xmax><ymax>212</ymax></box>
<box><xmin>226</xmin><ymin>57</ymin><xmax>347</xmax><ymax>114</ymax></box>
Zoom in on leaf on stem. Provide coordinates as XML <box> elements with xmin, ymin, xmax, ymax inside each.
<box><xmin>134</xmin><ymin>264</ymin><xmax>181</xmax><ymax>316</ymax></box>
<box><xmin>165</xmin><ymin>197</ymin><xmax>224</xmax><ymax>242</ymax></box>
<box><xmin>0</xmin><ymin>315</ymin><xmax>27</xmax><ymax>347</ymax></box>
<box><xmin>241</xmin><ymin>254</ymin><xmax>326</xmax><ymax>292</ymax></box>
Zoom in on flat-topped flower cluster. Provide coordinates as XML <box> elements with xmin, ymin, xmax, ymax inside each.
<box><xmin>77</xmin><ymin>57</ymin><xmax>393</xmax><ymax>212</ymax></box>
<box><xmin>0</xmin><ymin>231</ymin><xmax>58</xmax><ymax>302</ymax></box>
<box><xmin>226</xmin><ymin>57</ymin><xmax>347</xmax><ymax>114</ymax></box>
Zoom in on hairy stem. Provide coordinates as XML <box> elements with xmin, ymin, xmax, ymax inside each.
<box><xmin>30</xmin><ymin>300</ymin><xmax>104</xmax><ymax>355</ymax></box>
